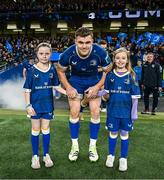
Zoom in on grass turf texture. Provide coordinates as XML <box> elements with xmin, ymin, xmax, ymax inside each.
<box><xmin>0</xmin><ymin>108</ymin><xmax>164</xmax><ymax>179</ymax></box>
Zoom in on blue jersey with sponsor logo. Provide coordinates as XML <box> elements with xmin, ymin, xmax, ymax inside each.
<box><xmin>105</xmin><ymin>69</ymin><xmax>140</xmax><ymax>118</ymax></box>
<box><xmin>23</xmin><ymin>63</ymin><xmax>59</xmax><ymax>113</ymax></box>
<box><xmin>59</xmin><ymin>44</ymin><xmax>111</xmax><ymax>78</ymax></box>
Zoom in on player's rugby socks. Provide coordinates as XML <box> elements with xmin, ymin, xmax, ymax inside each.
<box><xmin>108</xmin><ymin>132</ymin><xmax>118</xmax><ymax>155</ymax></box>
<box><xmin>89</xmin><ymin>118</ymin><xmax>100</xmax><ymax>140</ymax></box>
<box><xmin>31</xmin><ymin>129</ymin><xmax>40</xmax><ymax>156</ymax></box>
<box><xmin>69</xmin><ymin>119</ymin><xmax>80</xmax><ymax>139</ymax></box>
<box><xmin>42</xmin><ymin>128</ymin><xmax>50</xmax><ymax>156</ymax></box>
<box><xmin>120</xmin><ymin>133</ymin><xmax>129</xmax><ymax>158</ymax></box>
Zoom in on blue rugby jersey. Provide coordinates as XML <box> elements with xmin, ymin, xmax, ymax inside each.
<box><xmin>23</xmin><ymin>63</ymin><xmax>59</xmax><ymax>113</ymax></box>
<box><xmin>23</xmin><ymin>60</ymin><xmax>33</xmax><ymax>72</ymax></box>
<box><xmin>105</xmin><ymin>69</ymin><xmax>140</xmax><ymax>118</ymax></box>
<box><xmin>59</xmin><ymin>44</ymin><xmax>111</xmax><ymax>77</ymax></box>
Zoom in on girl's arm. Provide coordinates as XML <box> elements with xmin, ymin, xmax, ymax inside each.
<box><xmin>24</xmin><ymin>91</ymin><xmax>36</xmax><ymax>116</ymax></box>
<box><xmin>131</xmin><ymin>98</ymin><xmax>138</xmax><ymax>122</ymax></box>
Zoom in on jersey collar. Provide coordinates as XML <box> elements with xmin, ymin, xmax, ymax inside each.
<box><xmin>33</xmin><ymin>63</ymin><xmax>51</xmax><ymax>73</ymax></box>
<box><xmin>113</xmin><ymin>69</ymin><xmax>130</xmax><ymax>77</ymax></box>
<box><xmin>75</xmin><ymin>46</ymin><xmax>92</xmax><ymax>59</ymax></box>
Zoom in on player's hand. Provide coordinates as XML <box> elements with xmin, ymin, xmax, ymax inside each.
<box><xmin>85</xmin><ymin>86</ymin><xmax>99</xmax><ymax>99</ymax></box>
<box><xmin>27</xmin><ymin>106</ymin><xmax>36</xmax><ymax>116</ymax></box>
<box><xmin>66</xmin><ymin>87</ymin><xmax>78</xmax><ymax>99</ymax></box>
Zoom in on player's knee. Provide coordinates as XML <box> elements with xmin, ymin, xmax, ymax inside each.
<box><xmin>31</xmin><ymin>128</ymin><xmax>40</xmax><ymax>136</ymax></box>
<box><xmin>120</xmin><ymin>130</ymin><xmax>129</xmax><ymax>140</ymax></box>
<box><xmin>41</xmin><ymin>128</ymin><xmax>50</xmax><ymax>135</ymax></box>
<box><xmin>109</xmin><ymin>131</ymin><xmax>118</xmax><ymax>138</ymax></box>
<box><xmin>90</xmin><ymin>118</ymin><xmax>100</xmax><ymax>124</ymax></box>
<box><xmin>69</xmin><ymin>118</ymin><xmax>79</xmax><ymax>124</ymax></box>
<box><xmin>90</xmin><ymin>109</ymin><xmax>100</xmax><ymax>119</ymax></box>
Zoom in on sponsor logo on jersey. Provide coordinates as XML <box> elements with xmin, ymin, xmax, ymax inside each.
<box><xmin>49</xmin><ymin>73</ymin><xmax>53</xmax><ymax>79</ymax></box>
<box><xmin>90</xmin><ymin>60</ymin><xmax>97</xmax><ymax>66</ymax></box>
<box><xmin>72</xmin><ymin>61</ymin><xmax>77</xmax><ymax>65</ymax></box>
<box><xmin>124</xmin><ymin>78</ymin><xmax>130</xmax><ymax>84</ymax></box>
<box><xmin>110</xmin><ymin>78</ymin><xmax>114</xmax><ymax>82</ymax></box>
<box><xmin>81</xmin><ymin>68</ymin><xmax>86</xmax><ymax>71</ymax></box>
<box><xmin>34</xmin><ymin>74</ymin><xmax>39</xmax><ymax>78</ymax></box>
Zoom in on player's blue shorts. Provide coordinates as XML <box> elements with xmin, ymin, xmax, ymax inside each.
<box><xmin>106</xmin><ymin>116</ymin><xmax>133</xmax><ymax>132</ymax></box>
<box><xmin>69</xmin><ymin>75</ymin><xmax>99</xmax><ymax>94</ymax></box>
<box><xmin>31</xmin><ymin>112</ymin><xmax>54</xmax><ymax>120</ymax></box>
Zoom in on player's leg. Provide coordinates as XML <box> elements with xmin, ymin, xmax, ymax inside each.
<box><xmin>68</xmin><ymin>98</ymin><xmax>81</xmax><ymax>161</ymax></box>
<box><xmin>31</xmin><ymin>118</ymin><xmax>41</xmax><ymax>169</ymax></box>
<box><xmin>41</xmin><ymin>116</ymin><xmax>53</xmax><ymax>167</ymax></box>
<box><xmin>88</xmin><ymin>97</ymin><xmax>101</xmax><ymax>162</ymax></box>
<box><xmin>142</xmin><ymin>86</ymin><xmax>150</xmax><ymax>114</ymax></box>
<box><xmin>119</xmin><ymin>130</ymin><xmax>129</xmax><ymax>171</ymax></box>
<box><xmin>151</xmin><ymin>88</ymin><xmax>159</xmax><ymax>115</ymax></box>
<box><xmin>79</xmin><ymin>94</ymin><xmax>90</xmax><ymax>120</ymax></box>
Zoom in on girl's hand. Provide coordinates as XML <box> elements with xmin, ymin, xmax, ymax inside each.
<box><xmin>26</xmin><ymin>105</ymin><xmax>36</xmax><ymax>116</ymax></box>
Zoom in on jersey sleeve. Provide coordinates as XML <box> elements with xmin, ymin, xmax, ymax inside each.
<box><xmin>52</xmin><ymin>65</ymin><xmax>60</xmax><ymax>87</ymax></box>
<box><xmin>104</xmin><ymin>73</ymin><xmax>111</xmax><ymax>93</ymax></box>
<box><xmin>100</xmin><ymin>49</ymin><xmax>112</xmax><ymax>71</ymax></box>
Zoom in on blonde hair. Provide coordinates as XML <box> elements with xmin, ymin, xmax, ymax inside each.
<box><xmin>112</xmin><ymin>47</ymin><xmax>136</xmax><ymax>80</ymax></box>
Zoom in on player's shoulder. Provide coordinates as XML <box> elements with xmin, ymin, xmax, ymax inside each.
<box><xmin>106</xmin><ymin>70</ymin><xmax>115</xmax><ymax>78</ymax></box>
<box><xmin>93</xmin><ymin>43</ymin><xmax>106</xmax><ymax>54</ymax></box>
<box><xmin>61</xmin><ymin>44</ymin><xmax>76</xmax><ymax>57</ymax></box>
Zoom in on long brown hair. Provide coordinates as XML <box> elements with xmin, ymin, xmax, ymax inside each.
<box><xmin>112</xmin><ymin>47</ymin><xmax>136</xmax><ymax>80</ymax></box>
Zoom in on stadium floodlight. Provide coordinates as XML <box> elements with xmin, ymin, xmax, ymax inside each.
<box><xmin>13</xmin><ymin>29</ymin><xmax>22</xmax><ymax>32</ymax></box>
<box><xmin>60</xmin><ymin>28</ymin><xmax>68</xmax><ymax>31</ymax></box>
<box><xmin>30</xmin><ymin>23</ymin><xmax>40</xmax><ymax>29</ymax></box>
<box><xmin>137</xmin><ymin>20</ymin><xmax>148</xmax><ymax>27</ymax></box>
<box><xmin>134</xmin><ymin>27</ymin><xmax>145</xmax><ymax>29</ymax></box>
<box><xmin>110</xmin><ymin>27</ymin><xmax>120</xmax><ymax>30</ymax></box>
<box><xmin>82</xmin><ymin>22</ymin><xmax>93</xmax><ymax>28</ymax></box>
<box><xmin>35</xmin><ymin>28</ymin><xmax>45</xmax><ymax>32</ymax></box>
<box><xmin>110</xmin><ymin>21</ymin><xmax>121</xmax><ymax>27</ymax></box>
<box><xmin>57</xmin><ymin>22</ymin><xmax>68</xmax><ymax>28</ymax></box>
<box><xmin>7</xmin><ymin>23</ymin><xmax>17</xmax><ymax>29</ymax></box>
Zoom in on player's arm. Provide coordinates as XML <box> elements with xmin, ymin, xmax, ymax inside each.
<box><xmin>57</xmin><ymin>63</ymin><xmax>78</xmax><ymax>98</ymax></box>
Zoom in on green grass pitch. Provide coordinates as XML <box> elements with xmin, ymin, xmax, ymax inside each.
<box><xmin>0</xmin><ymin>108</ymin><xmax>164</xmax><ymax>179</ymax></box>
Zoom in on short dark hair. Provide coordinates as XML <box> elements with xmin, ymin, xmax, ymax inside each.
<box><xmin>147</xmin><ymin>51</ymin><xmax>154</xmax><ymax>55</ymax></box>
<box><xmin>75</xmin><ymin>27</ymin><xmax>93</xmax><ymax>38</ymax></box>
<box><xmin>99</xmin><ymin>40</ymin><xmax>107</xmax><ymax>45</ymax></box>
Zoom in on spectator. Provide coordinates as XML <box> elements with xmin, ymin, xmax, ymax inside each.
<box><xmin>141</xmin><ymin>51</ymin><xmax>162</xmax><ymax>115</ymax></box>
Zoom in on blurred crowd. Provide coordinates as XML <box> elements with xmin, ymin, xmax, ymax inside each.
<box><xmin>0</xmin><ymin>34</ymin><xmax>163</xmax><ymax>70</ymax></box>
<box><xmin>0</xmin><ymin>0</ymin><xmax>162</xmax><ymax>13</ymax></box>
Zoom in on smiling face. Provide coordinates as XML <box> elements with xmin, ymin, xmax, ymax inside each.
<box><xmin>146</xmin><ymin>53</ymin><xmax>154</xmax><ymax>63</ymax></box>
<box><xmin>37</xmin><ymin>46</ymin><xmax>52</xmax><ymax>64</ymax></box>
<box><xmin>75</xmin><ymin>35</ymin><xmax>93</xmax><ymax>57</ymax></box>
<box><xmin>114</xmin><ymin>51</ymin><xmax>128</xmax><ymax>70</ymax></box>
